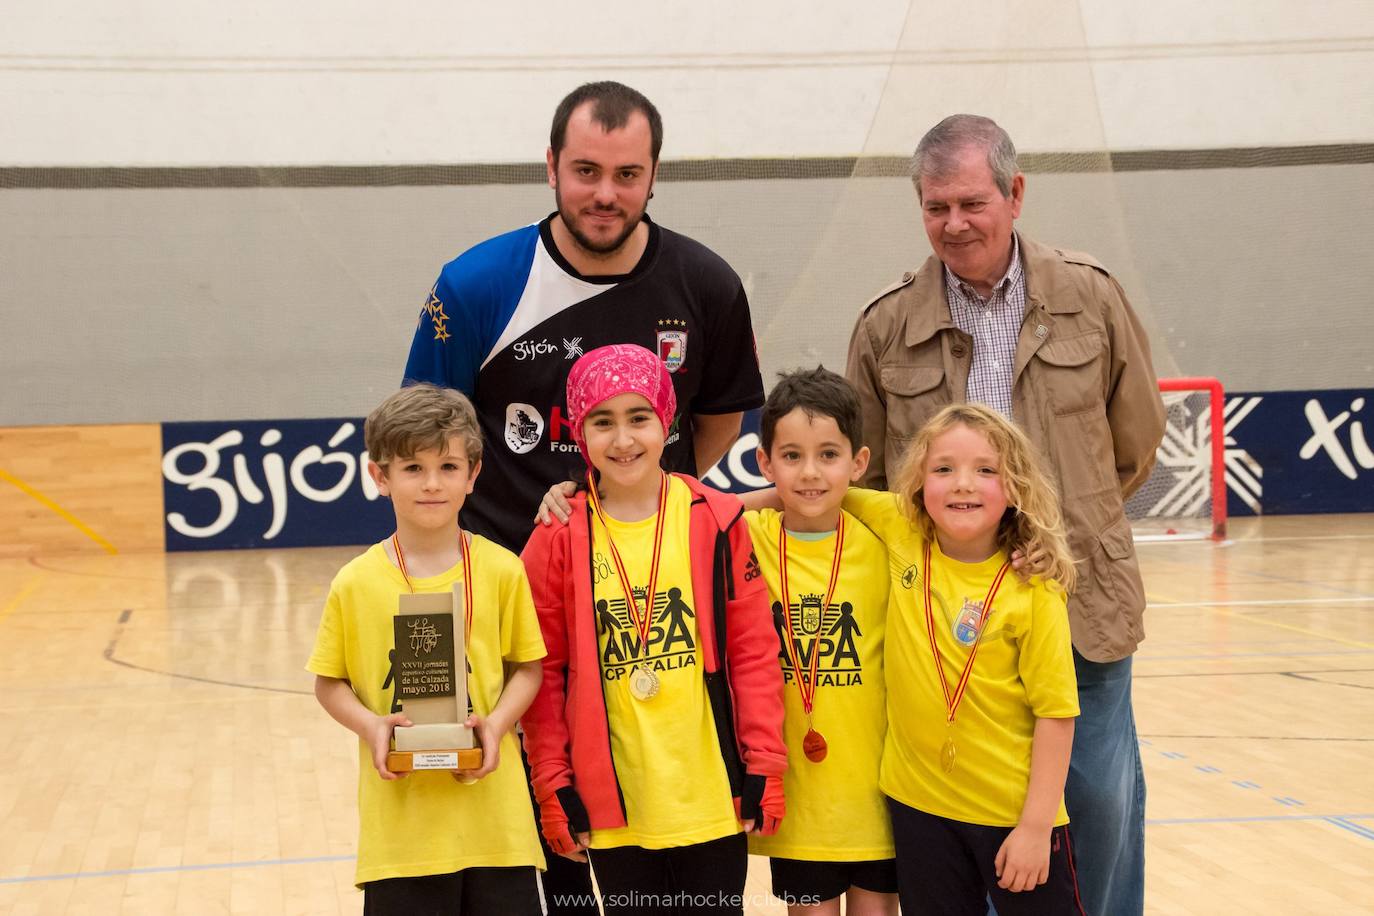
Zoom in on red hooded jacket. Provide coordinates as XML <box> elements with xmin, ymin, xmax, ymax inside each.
<box><xmin>519</xmin><ymin>474</ymin><xmax>786</xmax><ymax>834</ymax></box>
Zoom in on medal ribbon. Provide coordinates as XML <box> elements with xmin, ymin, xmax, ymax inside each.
<box><xmin>921</xmin><ymin>540</ymin><xmax>1010</xmax><ymax>725</ymax></box>
<box><xmin>587</xmin><ymin>472</ymin><xmax>670</xmax><ymax>663</ymax></box>
<box><xmin>778</xmin><ymin>515</ymin><xmax>846</xmax><ymax>718</ymax></box>
<box><xmin>391</xmin><ymin>530</ymin><xmax>474</xmax><ymax>645</ymax></box>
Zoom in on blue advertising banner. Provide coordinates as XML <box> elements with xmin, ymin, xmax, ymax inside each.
<box><xmin>1222</xmin><ymin>388</ymin><xmax>1374</xmax><ymax>517</ymax></box>
<box><xmin>161</xmin><ymin>418</ymin><xmax>392</xmax><ymax>551</ymax></box>
<box><xmin>160</xmin><ymin>391</ymin><xmax>1373</xmax><ymax>551</ymax></box>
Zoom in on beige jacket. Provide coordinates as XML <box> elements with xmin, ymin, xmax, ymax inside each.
<box><xmin>845</xmin><ymin>235</ymin><xmax>1166</xmax><ymax>662</ymax></box>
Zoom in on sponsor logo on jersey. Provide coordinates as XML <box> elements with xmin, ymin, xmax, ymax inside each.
<box><xmin>562</xmin><ymin>337</ymin><xmax>584</xmax><ymax>359</ymax></box>
<box><xmin>513</xmin><ymin>338</ymin><xmax>559</xmax><ymax>361</ymax></box>
<box><xmin>657</xmin><ymin>329</ymin><xmax>687</xmax><ymax>373</ymax></box>
<box><xmin>504</xmin><ymin>403</ymin><xmax>544</xmax><ymax>454</ymax></box>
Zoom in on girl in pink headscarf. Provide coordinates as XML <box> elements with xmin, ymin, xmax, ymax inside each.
<box><xmin>520</xmin><ymin>343</ymin><xmax>786</xmax><ymax>916</ymax></box>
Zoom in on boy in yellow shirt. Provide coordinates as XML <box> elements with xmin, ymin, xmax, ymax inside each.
<box><xmin>307</xmin><ymin>384</ymin><xmax>547</xmax><ymax>915</ymax></box>
<box><xmin>746</xmin><ymin>368</ymin><xmax>898</xmax><ymax>916</ymax></box>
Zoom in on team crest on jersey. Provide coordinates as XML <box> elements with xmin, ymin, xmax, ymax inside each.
<box><xmin>799</xmin><ymin>593</ymin><xmax>823</xmax><ymax>636</ymax></box>
<box><xmin>953</xmin><ymin>597</ymin><xmax>984</xmax><ymax>646</ymax></box>
<box><xmin>504</xmin><ymin>403</ymin><xmax>544</xmax><ymax>454</ymax></box>
<box><xmin>656</xmin><ymin>329</ymin><xmax>687</xmax><ymax>373</ymax></box>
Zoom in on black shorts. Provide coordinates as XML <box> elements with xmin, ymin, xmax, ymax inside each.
<box><xmin>769</xmin><ymin>855</ymin><xmax>899</xmax><ymax>904</ymax></box>
<box><xmin>588</xmin><ymin>832</ymin><xmax>748</xmax><ymax>915</ymax></box>
<box><xmin>887</xmin><ymin>797</ymin><xmax>1086</xmax><ymax>916</ymax></box>
<box><xmin>363</xmin><ymin>865</ymin><xmax>542</xmax><ymax>916</ymax></box>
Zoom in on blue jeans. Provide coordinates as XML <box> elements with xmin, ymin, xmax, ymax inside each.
<box><xmin>1063</xmin><ymin>650</ymin><xmax>1146</xmax><ymax>916</ymax></box>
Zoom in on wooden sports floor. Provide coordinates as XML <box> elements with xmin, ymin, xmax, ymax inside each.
<box><xmin>1</xmin><ymin>514</ymin><xmax>1371</xmax><ymax>915</ymax></box>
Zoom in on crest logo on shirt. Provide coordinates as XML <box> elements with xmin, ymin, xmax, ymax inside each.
<box><xmin>656</xmin><ymin>322</ymin><xmax>688</xmax><ymax>373</ymax></box>
<box><xmin>563</xmin><ymin>337</ymin><xmax>584</xmax><ymax>359</ymax></box>
<box><xmin>901</xmin><ymin>564</ymin><xmax>919</xmax><ymax>589</ymax></box>
<box><xmin>504</xmin><ymin>403</ymin><xmax>544</xmax><ymax>454</ymax></box>
<box><xmin>773</xmin><ymin>596</ymin><xmax>865</xmax><ymax>687</ymax></box>
<box><xmin>799</xmin><ymin>593</ymin><xmax>823</xmax><ymax>636</ymax></box>
<box><xmin>953</xmin><ymin>597</ymin><xmax>984</xmax><ymax>646</ymax></box>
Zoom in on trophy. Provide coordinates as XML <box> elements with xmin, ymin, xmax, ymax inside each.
<box><xmin>384</xmin><ymin>586</ymin><xmax>483</xmax><ymax>772</ymax></box>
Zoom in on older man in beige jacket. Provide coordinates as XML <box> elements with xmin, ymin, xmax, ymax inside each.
<box><xmin>847</xmin><ymin>114</ymin><xmax>1165</xmax><ymax>916</ymax></box>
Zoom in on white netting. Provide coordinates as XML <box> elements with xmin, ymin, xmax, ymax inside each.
<box><xmin>1126</xmin><ymin>383</ymin><xmax>1225</xmax><ymax>541</ymax></box>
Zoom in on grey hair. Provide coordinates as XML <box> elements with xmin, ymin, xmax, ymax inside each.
<box><xmin>910</xmin><ymin>114</ymin><xmax>1019</xmax><ymax>200</ymax></box>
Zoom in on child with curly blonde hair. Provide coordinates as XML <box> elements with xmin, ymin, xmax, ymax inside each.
<box><xmin>844</xmin><ymin>403</ymin><xmax>1085</xmax><ymax>916</ymax></box>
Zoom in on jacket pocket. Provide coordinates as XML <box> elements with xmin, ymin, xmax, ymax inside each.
<box><xmin>880</xmin><ymin>365</ymin><xmax>944</xmax><ymax>397</ymax></box>
<box><xmin>879</xmin><ymin>366</ymin><xmax>948</xmax><ymax>482</ymax></box>
<box><xmin>1076</xmin><ymin>515</ymin><xmax>1146</xmax><ymax>649</ymax></box>
<box><xmin>1034</xmin><ymin>331</ymin><xmax>1105</xmax><ymax>416</ymax></box>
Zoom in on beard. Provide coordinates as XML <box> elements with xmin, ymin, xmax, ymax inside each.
<box><xmin>554</xmin><ymin>185</ymin><xmax>648</xmax><ymax>257</ymax></box>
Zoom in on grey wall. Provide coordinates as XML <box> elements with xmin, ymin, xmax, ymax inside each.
<box><xmin>3</xmin><ymin>162</ymin><xmax>1371</xmax><ymax>426</ymax></box>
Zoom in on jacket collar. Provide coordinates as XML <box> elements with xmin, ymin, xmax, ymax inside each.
<box><xmin>902</xmin><ymin>233</ymin><xmax>1082</xmax><ymax>348</ymax></box>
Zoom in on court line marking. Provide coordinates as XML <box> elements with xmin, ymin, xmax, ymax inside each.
<box><xmin>100</xmin><ymin>607</ymin><xmax>313</xmax><ymax>695</ymax></box>
<box><xmin>1219</xmin><ymin>533</ymin><xmax>1374</xmax><ymax>544</ymax></box>
<box><xmin>0</xmin><ymin>467</ymin><xmax>118</xmax><ymax>555</ymax></box>
<box><xmin>1207</xmin><ymin>605</ymin><xmax>1374</xmax><ymax>650</ymax></box>
<box><xmin>1138</xmin><ymin>648</ymin><xmax>1374</xmax><ymax>662</ymax></box>
<box><xmin>1146</xmin><ymin>813</ymin><xmax>1373</xmax><ymax>826</ymax></box>
<box><xmin>1148</xmin><ymin>597</ymin><xmax>1373</xmax><ymax>609</ymax></box>
<box><xmin>1140</xmin><ymin>734</ymin><xmax>1374</xmax><ymax>742</ymax></box>
<box><xmin>0</xmin><ymin>854</ymin><xmax>353</xmax><ymax>885</ymax></box>
<box><xmin>7</xmin><ymin>812</ymin><xmax>1372</xmax><ymax>885</ymax></box>
<box><xmin>0</xmin><ymin>572</ymin><xmax>47</xmax><ymax>625</ymax></box>
<box><xmin>1328</xmin><ymin>818</ymin><xmax>1374</xmax><ymax>841</ymax></box>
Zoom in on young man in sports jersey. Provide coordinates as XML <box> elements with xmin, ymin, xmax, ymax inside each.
<box><xmin>403</xmin><ymin>80</ymin><xmax>764</xmax><ymax>554</ymax></box>
<box><xmin>402</xmin><ymin>80</ymin><xmax>764</xmax><ymax>916</ymax></box>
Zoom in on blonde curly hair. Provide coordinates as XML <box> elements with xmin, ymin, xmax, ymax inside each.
<box><xmin>890</xmin><ymin>403</ymin><xmax>1076</xmax><ymax>591</ymax></box>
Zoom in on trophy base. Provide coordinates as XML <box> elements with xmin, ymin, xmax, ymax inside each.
<box><xmin>387</xmin><ymin>747</ymin><xmax>484</xmax><ymax>772</ymax></box>
<box><xmin>394</xmin><ymin>722</ymin><xmax>475</xmax><ymax>751</ymax></box>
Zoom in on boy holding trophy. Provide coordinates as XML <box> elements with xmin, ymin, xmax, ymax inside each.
<box><xmin>307</xmin><ymin>384</ymin><xmax>547</xmax><ymax>914</ymax></box>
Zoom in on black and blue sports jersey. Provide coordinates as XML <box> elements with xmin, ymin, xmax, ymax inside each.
<box><xmin>404</xmin><ymin>214</ymin><xmax>763</xmax><ymax>551</ymax></box>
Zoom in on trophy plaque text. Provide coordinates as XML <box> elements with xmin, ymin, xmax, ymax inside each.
<box><xmin>385</xmin><ymin>586</ymin><xmax>483</xmax><ymax>772</ymax></box>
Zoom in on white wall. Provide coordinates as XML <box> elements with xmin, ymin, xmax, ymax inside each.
<box><xmin>4</xmin><ymin>0</ymin><xmax>1372</xmax><ymax>166</ymax></box>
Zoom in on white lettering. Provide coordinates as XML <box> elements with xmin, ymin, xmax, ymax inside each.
<box><xmin>725</xmin><ymin>432</ymin><xmax>770</xmax><ymax>489</ymax></box>
<box><xmin>163</xmin><ymin>423</ymin><xmax>377</xmax><ymax>540</ymax></box>
<box><xmin>513</xmin><ymin>338</ymin><xmax>559</xmax><ymax>361</ymax></box>
<box><xmin>1300</xmin><ymin>397</ymin><xmax>1374</xmax><ymax>481</ymax></box>
<box><xmin>163</xmin><ymin>431</ymin><xmax>243</xmax><ymax>538</ymax></box>
<box><xmin>290</xmin><ymin>423</ymin><xmax>359</xmax><ymax>504</ymax></box>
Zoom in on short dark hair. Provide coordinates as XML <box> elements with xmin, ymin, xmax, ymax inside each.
<box><xmin>550</xmin><ymin>81</ymin><xmax>664</xmax><ymax>164</ymax></box>
<box><xmin>759</xmin><ymin>367</ymin><xmax>864</xmax><ymax>455</ymax></box>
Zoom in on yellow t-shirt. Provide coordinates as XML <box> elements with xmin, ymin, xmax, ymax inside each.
<box><xmin>744</xmin><ymin>509</ymin><xmax>895</xmax><ymax>862</ymax></box>
<box><xmin>589</xmin><ymin>476</ymin><xmax>740</xmax><ymax>850</ymax></box>
<box><xmin>844</xmin><ymin>488</ymin><xmax>1079</xmax><ymax>828</ymax></box>
<box><xmin>306</xmin><ymin>537</ymin><xmax>548</xmax><ymax>885</ymax></box>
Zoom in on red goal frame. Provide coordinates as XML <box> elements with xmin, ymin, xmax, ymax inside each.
<box><xmin>1155</xmin><ymin>376</ymin><xmax>1227</xmax><ymax>541</ymax></box>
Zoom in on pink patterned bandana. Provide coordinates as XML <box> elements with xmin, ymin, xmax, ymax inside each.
<box><xmin>566</xmin><ymin>343</ymin><xmax>677</xmax><ymax>467</ymax></box>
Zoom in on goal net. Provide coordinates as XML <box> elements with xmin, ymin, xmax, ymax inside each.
<box><xmin>1126</xmin><ymin>378</ymin><xmax>1227</xmax><ymax>541</ymax></box>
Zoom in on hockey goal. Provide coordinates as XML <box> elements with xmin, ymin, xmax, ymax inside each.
<box><xmin>1125</xmin><ymin>377</ymin><xmax>1227</xmax><ymax>541</ymax></box>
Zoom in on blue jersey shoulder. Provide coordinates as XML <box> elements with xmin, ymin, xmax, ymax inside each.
<box><xmin>403</xmin><ymin>224</ymin><xmax>540</xmax><ymax>395</ymax></box>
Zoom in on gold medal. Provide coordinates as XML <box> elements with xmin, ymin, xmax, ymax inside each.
<box><xmin>628</xmin><ymin>665</ymin><xmax>660</xmax><ymax>701</ymax></box>
<box><xmin>590</xmin><ymin>475</ymin><xmax>669</xmax><ymax>702</ymax></box>
<box><xmin>940</xmin><ymin>736</ymin><xmax>957</xmax><ymax>773</ymax></box>
<box><xmin>922</xmin><ymin>542</ymin><xmax>1010</xmax><ymax>776</ymax></box>
<box><xmin>803</xmin><ymin>727</ymin><xmax>829</xmax><ymax>763</ymax></box>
